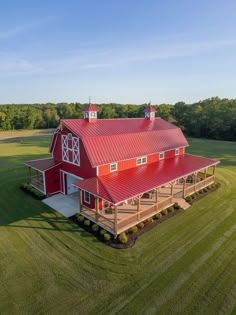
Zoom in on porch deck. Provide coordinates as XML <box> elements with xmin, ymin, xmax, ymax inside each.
<box><xmin>80</xmin><ymin>175</ymin><xmax>215</xmax><ymax>235</ymax></box>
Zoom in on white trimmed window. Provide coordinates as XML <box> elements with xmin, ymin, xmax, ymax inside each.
<box><xmin>90</xmin><ymin>112</ymin><xmax>97</xmax><ymax>118</ymax></box>
<box><xmin>85</xmin><ymin>191</ymin><xmax>90</xmax><ymax>203</ymax></box>
<box><xmin>159</xmin><ymin>152</ymin><xmax>164</xmax><ymax>160</ymax></box>
<box><xmin>62</xmin><ymin>134</ymin><xmax>80</xmax><ymax>166</ymax></box>
<box><xmin>175</xmin><ymin>148</ymin><xmax>179</xmax><ymax>156</ymax></box>
<box><xmin>110</xmin><ymin>163</ymin><xmax>117</xmax><ymax>172</ymax></box>
<box><xmin>137</xmin><ymin>156</ymin><xmax>147</xmax><ymax>165</ymax></box>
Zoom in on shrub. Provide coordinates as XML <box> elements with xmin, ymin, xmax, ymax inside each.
<box><xmin>77</xmin><ymin>215</ymin><xmax>85</xmax><ymax>222</ymax></box>
<box><xmin>84</xmin><ymin>219</ymin><xmax>91</xmax><ymax>226</ymax></box>
<box><xmin>118</xmin><ymin>232</ymin><xmax>128</xmax><ymax>244</ymax></box>
<box><xmin>167</xmin><ymin>206</ymin><xmax>174</xmax><ymax>213</ymax></box>
<box><xmin>203</xmin><ymin>188</ymin><xmax>208</xmax><ymax>193</ymax></box>
<box><xmin>146</xmin><ymin>217</ymin><xmax>154</xmax><ymax>224</ymax></box>
<box><xmin>137</xmin><ymin>222</ymin><xmax>145</xmax><ymax>229</ymax></box>
<box><xmin>207</xmin><ymin>185</ymin><xmax>211</xmax><ymax>190</ymax></box>
<box><xmin>161</xmin><ymin>209</ymin><xmax>168</xmax><ymax>215</ymax></box>
<box><xmin>100</xmin><ymin>229</ymin><xmax>106</xmax><ymax>236</ymax></box>
<box><xmin>92</xmin><ymin>224</ymin><xmax>99</xmax><ymax>232</ymax></box>
<box><xmin>155</xmin><ymin>213</ymin><xmax>162</xmax><ymax>219</ymax></box>
<box><xmin>185</xmin><ymin>196</ymin><xmax>191</xmax><ymax>203</ymax></box>
<box><xmin>199</xmin><ymin>190</ymin><xmax>203</xmax><ymax>194</ymax></box>
<box><xmin>173</xmin><ymin>203</ymin><xmax>179</xmax><ymax>209</ymax></box>
<box><xmin>103</xmin><ymin>233</ymin><xmax>111</xmax><ymax>241</ymax></box>
<box><xmin>129</xmin><ymin>226</ymin><xmax>138</xmax><ymax>234</ymax></box>
<box><xmin>191</xmin><ymin>194</ymin><xmax>195</xmax><ymax>199</ymax></box>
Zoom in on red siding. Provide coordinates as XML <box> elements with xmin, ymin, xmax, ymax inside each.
<box><xmin>164</xmin><ymin>149</ymin><xmax>175</xmax><ymax>159</ymax></box>
<box><xmin>52</xmin><ymin>126</ymin><xmax>96</xmax><ymax>179</ymax></box>
<box><xmin>53</xmin><ymin>133</ymin><xmax>62</xmax><ymax>162</ymax></box>
<box><xmin>83</xmin><ymin>191</ymin><xmax>95</xmax><ymax>209</ymax></box>
<box><xmin>99</xmin><ymin>153</ymin><xmax>160</xmax><ymax>176</ymax></box>
<box><xmin>180</xmin><ymin>147</ymin><xmax>185</xmax><ymax>155</ymax></box>
<box><xmin>148</xmin><ymin>153</ymin><xmax>159</xmax><ymax>164</ymax></box>
<box><xmin>45</xmin><ymin>164</ymin><xmax>61</xmax><ymax>195</ymax></box>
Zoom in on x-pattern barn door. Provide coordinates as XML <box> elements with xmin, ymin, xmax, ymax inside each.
<box><xmin>72</xmin><ymin>137</ymin><xmax>80</xmax><ymax>165</ymax></box>
<box><xmin>62</xmin><ymin>135</ymin><xmax>69</xmax><ymax>161</ymax></box>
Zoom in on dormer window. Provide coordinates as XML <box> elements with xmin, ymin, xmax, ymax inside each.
<box><xmin>110</xmin><ymin>163</ymin><xmax>117</xmax><ymax>172</ymax></box>
<box><xmin>68</xmin><ymin>133</ymin><xmax>72</xmax><ymax>140</ymax></box>
<box><xmin>159</xmin><ymin>152</ymin><xmax>164</xmax><ymax>160</ymax></box>
<box><xmin>175</xmin><ymin>148</ymin><xmax>179</xmax><ymax>156</ymax></box>
<box><xmin>137</xmin><ymin>156</ymin><xmax>147</xmax><ymax>165</ymax></box>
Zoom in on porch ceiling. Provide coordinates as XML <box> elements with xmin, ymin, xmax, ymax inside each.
<box><xmin>73</xmin><ymin>154</ymin><xmax>219</xmax><ymax>204</ymax></box>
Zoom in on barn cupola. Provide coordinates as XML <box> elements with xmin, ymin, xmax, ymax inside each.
<box><xmin>144</xmin><ymin>103</ymin><xmax>156</xmax><ymax>120</ymax></box>
<box><xmin>82</xmin><ymin>98</ymin><xmax>98</xmax><ymax>123</ymax></box>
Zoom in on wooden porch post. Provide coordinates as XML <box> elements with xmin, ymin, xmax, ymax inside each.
<box><xmin>183</xmin><ymin>177</ymin><xmax>186</xmax><ymax>198</ymax></box>
<box><xmin>137</xmin><ymin>196</ymin><xmax>140</xmax><ymax>220</ymax></box>
<box><xmin>80</xmin><ymin>190</ymin><xmax>83</xmax><ymax>213</ymax></box>
<box><xmin>213</xmin><ymin>165</ymin><xmax>216</xmax><ymax>180</ymax></box>
<box><xmin>194</xmin><ymin>173</ymin><xmax>197</xmax><ymax>192</ymax></box>
<box><xmin>171</xmin><ymin>183</ymin><xmax>174</xmax><ymax>202</ymax></box>
<box><xmin>28</xmin><ymin>167</ymin><xmax>31</xmax><ymax>184</ymax></box>
<box><xmin>155</xmin><ymin>188</ymin><xmax>158</xmax><ymax>203</ymax></box>
<box><xmin>114</xmin><ymin>205</ymin><xmax>118</xmax><ymax>236</ymax></box>
<box><xmin>155</xmin><ymin>188</ymin><xmax>159</xmax><ymax>211</ymax></box>
<box><xmin>95</xmin><ymin>197</ymin><xmax>99</xmax><ymax>220</ymax></box>
<box><xmin>204</xmin><ymin>168</ymin><xmax>207</xmax><ymax>180</ymax></box>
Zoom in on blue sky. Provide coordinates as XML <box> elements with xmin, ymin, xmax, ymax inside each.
<box><xmin>0</xmin><ymin>0</ymin><xmax>236</xmax><ymax>104</ymax></box>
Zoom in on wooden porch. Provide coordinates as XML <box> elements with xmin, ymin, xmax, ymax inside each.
<box><xmin>80</xmin><ymin>171</ymin><xmax>215</xmax><ymax>236</ymax></box>
<box><xmin>28</xmin><ymin>167</ymin><xmax>45</xmax><ymax>193</ymax></box>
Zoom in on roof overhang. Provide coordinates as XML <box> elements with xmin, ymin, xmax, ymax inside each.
<box><xmin>73</xmin><ymin>154</ymin><xmax>219</xmax><ymax>204</ymax></box>
<box><xmin>24</xmin><ymin>158</ymin><xmax>61</xmax><ymax>172</ymax></box>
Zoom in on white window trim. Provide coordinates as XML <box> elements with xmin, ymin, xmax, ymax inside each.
<box><xmin>110</xmin><ymin>163</ymin><xmax>117</xmax><ymax>172</ymax></box>
<box><xmin>85</xmin><ymin>191</ymin><xmax>90</xmax><ymax>204</ymax></box>
<box><xmin>159</xmin><ymin>152</ymin><xmax>164</xmax><ymax>160</ymax></box>
<box><xmin>136</xmin><ymin>156</ymin><xmax>147</xmax><ymax>166</ymax></box>
<box><xmin>175</xmin><ymin>148</ymin><xmax>179</xmax><ymax>156</ymax></box>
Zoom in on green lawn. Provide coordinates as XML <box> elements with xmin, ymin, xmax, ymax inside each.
<box><xmin>0</xmin><ymin>133</ymin><xmax>236</xmax><ymax>315</ymax></box>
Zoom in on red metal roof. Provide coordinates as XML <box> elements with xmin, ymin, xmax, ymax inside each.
<box><xmin>143</xmin><ymin>105</ymin><xmax>156</xmax><ymax>112</ymax></box>
<box><xmin>61</xmin><ymin>118</ymin><xmax>189</xmax><ymax>167</ymax></box>
<box><xmin>74</xmin><ymin>154</ymin><xmax>219</xmax><ymax>204</ymax></box>
<box><xmin>82</xmin><ymin>103</ymin><xmax>99</xmax><ymax>112</ymax></box>
<box><xmin>24</xmin><ymin>158</ymin><xmax>61</xmax><ymax>171</ymax></box>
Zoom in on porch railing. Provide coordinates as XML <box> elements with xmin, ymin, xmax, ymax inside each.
<box><xmin>184</xmin><ymin>175</ymin><xmax>214</xmax><ymax>197</ymax></box>
<box><xmin>117</xmin><ymin>196</ymin><xmax>173</xmax><ymax>232</ymax></box>
<box><xmin>81</xmin><ymin>206</ymin><xmax>114</xmax><ymax>231</ymax></box>
<box><xmin>30</xmin><ymin>176</ymin><xmax>44</xmax><ymax>192</ymax></box>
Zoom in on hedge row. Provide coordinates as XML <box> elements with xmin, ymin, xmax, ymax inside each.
<box><xmin>75</xmin><ymin>214</ymin><xmax>111</xmax><ymax>241</ymax></box>
<box><xmin>20</xmin><ymin>183</ymin><xmax>45</xmax><ymax>200</ymax></box>
<box><xmin>185</xmin><ymin>182</ymin><xmax>220</xmax><ymax>202</ymax></box>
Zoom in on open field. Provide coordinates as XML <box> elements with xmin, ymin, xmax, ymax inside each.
<box><xmin>0</xmin><ymin>132</ymin><xmax>235</xmax><ymax>314</ymax></box>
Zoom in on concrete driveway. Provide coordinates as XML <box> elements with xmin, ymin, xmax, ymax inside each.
<box><xmin>43</xmin><ymin>192</ymin><xmax>79</xmax><ymax>217</ymax></box>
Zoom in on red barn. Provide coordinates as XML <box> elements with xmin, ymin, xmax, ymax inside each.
<box><xmin>25</xmin><ymin>103</ymin><xmax>219</xmax><ymax>236</ymax></box>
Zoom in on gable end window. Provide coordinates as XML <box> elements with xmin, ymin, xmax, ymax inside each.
<box><xmin>84</xmin><ymin>191</ymin><xmax>90</xmax><ymax>204</ymax></box>
<box><xmin>159</xmin><ymin>152</ymin><xmax>164</xmax><ymax>160</ymax></box>
<box><xmin>137</xmin><ymin>156</ymin><xmax>147</xmax><ymax>166</ymax></box>
<box><xmin>175</xmin><ymin>148</ymin><xmax>179</xmax><ymax>156</ymax></box>
<box><xmin>110</xmin><ymin>163</ymin><xmax>117</xmax><ymax>172</ymax></box>
<box><xmin>62</xmin><ymin>134</ymin><xmax>80</xmax><ymax>166</ymax></box>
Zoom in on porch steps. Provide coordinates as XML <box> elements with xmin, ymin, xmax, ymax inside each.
<box><xmin>172</xmin><ymin>198</ymin><xmax>191</xmax><ymax>210</ymax></box>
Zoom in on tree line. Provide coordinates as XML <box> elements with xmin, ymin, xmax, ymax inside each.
<box><xmin>0</xmin><ymin>97</ymin><xmax>236</xmax><ymax>141</ymax></box>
